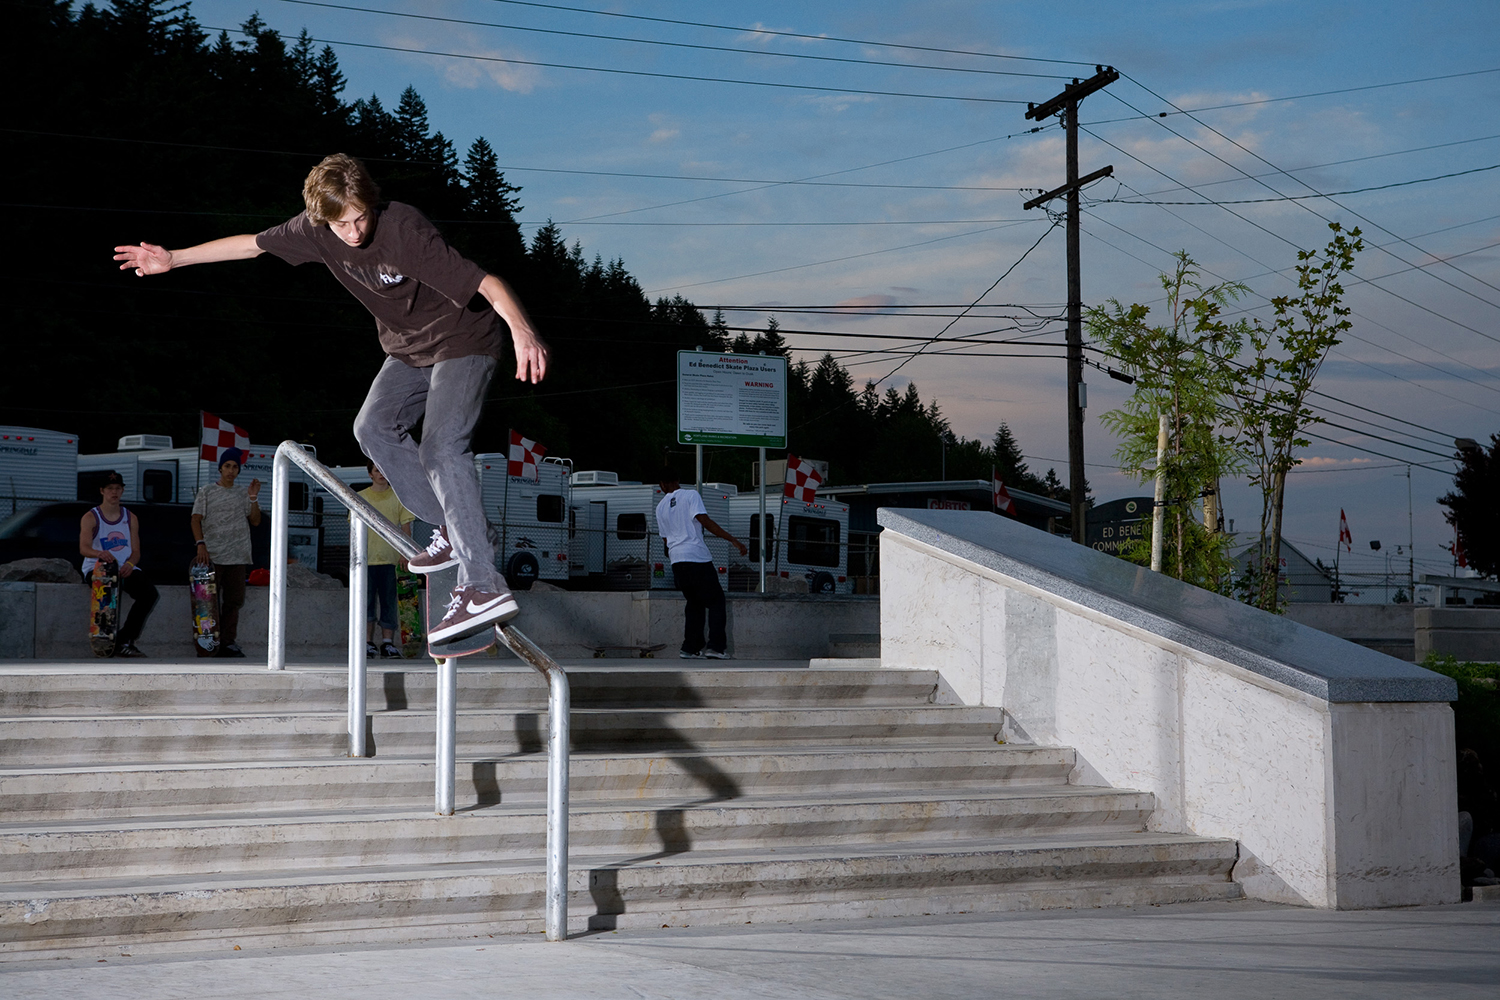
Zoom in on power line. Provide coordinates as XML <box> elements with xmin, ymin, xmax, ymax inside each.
<box><xmin>207</xmin><ymin>24</ymin><xmax>1036</xmax><ymax>106</ymax></box>
<box><xmin>476</xmin><ymin>0</ymin><xmax>1098</xmax><ymax>67</ymax></box>
<box><xmin>1083</xmin><ymin>179</ymin><xmax>1500</xmax><ymax>414</ymax></box>
<box><xmin>1100</xmin><ymin>163</ymin><xmax>1500</xmax><ymax>205</ymax></box>
<box><xmin>1123</xmin><ymin>134</ymin><xmax>1500</xmax><ymax>200</ymax></box>
<box><xmin>269</xmin><ymin>0</ymin><xmax>1074</xmax><ymax>81</ymax></box>
<box><xmin>644</xmin><ymin>221</ymin><xmax>1044</xmax><ymax>294</ymax></box>
<box><xmin>1114</xmin><ymin>75</ymin><xmax>1500</xmax><ymax>324</ymax></box>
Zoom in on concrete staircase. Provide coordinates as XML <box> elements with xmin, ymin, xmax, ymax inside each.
<box><xmin>0</xmin><ymin>663</ymin><xmax>1241</xmax><ymax>957</ymax></box>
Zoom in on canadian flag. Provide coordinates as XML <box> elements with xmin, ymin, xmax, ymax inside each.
<box><xmin>1339</xmin><ymin>509</ymin><xmax>1352</xmax><ymax>553</ymax></box>
<box><xmin>508</xmin><ymin>429</ymin><xmax>546</xmax><ymax>480</ymax></box>
<box><xmin>200</xmin><ymin>411</ymin><xmax>250</xmax><ymax>462</ymax></box>
<box><xmin>992</xmin><ymin>468</ymin><xmax>1016</xmax><ymax>517</ymax></box>
<box><xmin>783</xmin><ymin>454</ymin><xmax>823</xmax><ymax>503</ymax></box>
<box><xmin>1454</xmin><ymin>533</ymin><xmax>1468</xmax><ymax>569</ymax></box>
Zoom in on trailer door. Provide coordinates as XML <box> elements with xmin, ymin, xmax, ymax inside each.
<box><xmin>138</xmin><ymin>460</ymin><xmax>177</xmax><ymax>503</ymax></box>
<box><xmin>584</xmin><ymin>501</ymin><xmax>606</xmax><ymax>574</ymax></box>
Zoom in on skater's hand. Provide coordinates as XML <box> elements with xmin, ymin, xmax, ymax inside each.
<box><xmin>119</xmin><ymin>559</ymin><xmax>135</xmax><ymax>578</ymax></box>
<box><xmin>247</xmin><ymin>478</ymin><xmax>261</xmax><ymax>503</ymax></box>
<box><xmin>512</xmin><ymin>326</ymin><xmax>550</xmax><ymax>384</ymax></box>
<box><xmin>193</xmin><ymin>548</ymin><xmax>212</xmax><ymax>567</ymax></box>
<box><xmin>734</xmin><ymin>540</ymin><xmax>748</xmax><ymax>557</ymax></box>
<box><xmin>114</xmin><ymin>242</ymin><xmax>173</xmax><ymax>276</ymax></box>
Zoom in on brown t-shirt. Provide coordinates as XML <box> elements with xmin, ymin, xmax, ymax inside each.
<box><xmin>256</xmin><ymin>202</ymin><xmax>503</xmax><ymax>367</ymax></box>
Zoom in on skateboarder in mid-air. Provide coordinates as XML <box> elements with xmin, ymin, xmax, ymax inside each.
<box><xmin>116</xmin><ymin>154</ymin><xmax>550</xmax><ymax>644</ymax></box>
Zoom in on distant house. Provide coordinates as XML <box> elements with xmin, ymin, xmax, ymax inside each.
<box><xmin>1228</xmin><ymin>533</ymin><xmax>1334</xmax><ymax>604</ymax></box>
<box><xmin>816</xmin><ymin>479</ymin><xmax>1070</xmax><ymax>587</ymax></box>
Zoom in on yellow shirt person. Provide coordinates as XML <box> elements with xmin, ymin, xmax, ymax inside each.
<box><xmin>356</xmin><ymin>463</ymin><xmax>414</xmax><ymax>657</ymax></box>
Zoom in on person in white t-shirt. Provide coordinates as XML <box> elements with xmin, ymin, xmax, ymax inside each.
<box><xmin>655</xmin><ymin>467</ymin><xmax>747</xmax><ymax>659</ymax></box>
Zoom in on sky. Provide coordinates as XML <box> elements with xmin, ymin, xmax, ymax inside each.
<box><xmin>179</xmin><ymin>0</ymin><xmax>1500</xmax><ymax>595</ymax></box>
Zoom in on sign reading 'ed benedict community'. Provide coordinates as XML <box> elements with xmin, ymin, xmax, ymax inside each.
<box><xmin>677</xmin><ymin>351</ymin><xmax>788</xmax><ymax>449</ymax></box>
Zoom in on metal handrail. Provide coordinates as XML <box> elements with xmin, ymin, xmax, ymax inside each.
<box><xmin>268</xmin><ymin>441</ymin><xmax>570</xmax><ymax>941</ymax></box>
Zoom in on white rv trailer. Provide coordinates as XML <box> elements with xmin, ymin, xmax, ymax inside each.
<box><xmin>0</xmin><ymin>426</ymin><xmax>79</xmax><ymax>514</ymax></box>
<box><xmin>568</xmin><ymin>473</ymin><xmax>733</xmax><ymax>591</ymax></box>
<box><xmin>725</xmin><ymin>493</ymin><xmax>852</xmax><ymax>594</ymax></box>
<box><xmin>475</xmin><ymin>453</ymin><xmax>572</xmax><ymax>588</ymax></box>
<box><xmin>76</xmin><ymin>437</ymin><xmax>323</xmax><ymax>567</ymax></box>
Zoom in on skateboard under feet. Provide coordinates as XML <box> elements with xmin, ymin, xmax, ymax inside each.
<box><xmin>424</xmin><ymin>563</ymin><xmax>501</xmax><ymax>662</ymax></box>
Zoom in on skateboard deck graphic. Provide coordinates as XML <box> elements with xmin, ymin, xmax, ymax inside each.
<box><xmin>89</xmin><ymin>560</ymin><xmax>120</xmax><ymax>657</ymax></box>
<box><xmin>397</xmin><ymin>569</ymin><xmax>423</xmax><ymax>652</ymax></box>
<box><xmin>424</xmin><ymin>564</ymin><xmax>499</xmax><ymax>661</ymax></box>
<box><xmin>190</xmin><ymin>562</ymin><xmax>220</xmax><ymax>657</ymax></box>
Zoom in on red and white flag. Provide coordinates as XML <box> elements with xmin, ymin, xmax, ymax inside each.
<box><xmin>992</xmin><ymin>468</ymin><xmax>1016</xmax><ymax>517</ymax></box>
<box><xmin>783</xmin><ymin>454</ymin><xmax>823</xmax><ymax>503</ymax></box>
<box><xmin>508</xmin><ymin>429</ymin><xmax>546</xmax><ymax>480</ymax></box>
<box><xmin>1454</xmin><ymin>533</ymin><xmax>1468</xmax><ymax>569</ymax></box>
<box><xmin>200</xmin><ymin>411</ymin><xmax>250</xmax><ymax>462</ymax></box>
<box><xmin>1338</xmin><ymin>509</ymin><xmax>1352</xmax><ymax>552</ymax></box>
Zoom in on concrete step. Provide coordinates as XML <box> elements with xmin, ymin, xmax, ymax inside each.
<box><xmin>0</xmin><ymin>786</ymin><xmax>1156</xmax><ymax>881</ymax></box>
<box><xmin>0</xmin><ymin>666</ymin><xmax>954</xmax><ymax>715</ymax></box>
<box><xmin>1</xmin><ymin>745</ymin><xmax>1076</xmax><ymax>821</ymax></box>
<box><xmin>0</xmin><ymin>833</ymin><xmax>1241</xmax><ymax>957</ymax></box>
<box><xmin>0</xmin><ymin>704</ymin><xmax>1005</xmax><ymax>763</ymax></box>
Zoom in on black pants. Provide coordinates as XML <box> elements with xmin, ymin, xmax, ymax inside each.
<box><xmin>672</xmin><ymin>560</ymin><xmax>726</xmax><ymax>655</ymax></box>
<box><xmin>85</xmin><ymin>567</ymin><xmax>159</xmax><ymax>645</ymax></box>
<box><xmin>215</xmin><ymin>564</ymin><xmax>247</xmax><ymax>645</ymax></box>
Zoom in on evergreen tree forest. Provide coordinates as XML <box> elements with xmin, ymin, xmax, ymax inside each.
<box><xmin>4</xmin><ymin>0</ymin><xmax>1066</xmax><ymax>494</ymax></box>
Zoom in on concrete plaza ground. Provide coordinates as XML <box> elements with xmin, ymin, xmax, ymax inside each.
<box><xmin>3</xmin><ymin>899</ymin><xmax>1496</xmax><ymax>999</ymax></box>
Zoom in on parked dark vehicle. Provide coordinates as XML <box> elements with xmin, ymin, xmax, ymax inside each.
<box><xmin>0</xmin><ymin>502</ymin><xmax>274</xmax><ymax>577</ymax></box>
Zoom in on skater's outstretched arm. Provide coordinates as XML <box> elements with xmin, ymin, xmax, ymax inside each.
<box><xmin>114</xmin><ymin>234</ymin><xmax>263</xmax><ymax>276</ymax></box>
<box><xmin>478</xmin><ymin>274</ymin><xmax>550</xmax><ymax>384</ymax></box>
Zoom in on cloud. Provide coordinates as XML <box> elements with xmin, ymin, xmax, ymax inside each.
<box><xmin>736</xmin><ymin>23</ymin><xmax>827</xmax><ymax>47</ymax></box>
<box><xmin>649</xmin><ymin>128</ymin><xmax>680</xmax><ymax>144</ymax></box>
<box><xmin>833</xmin><ymin>294</ymin><xmax>900</xmax><ymax>310</ymax></box>
<box><xmin>388</xmin><ymin>31</ymin><xmax>540</xmax><ymax>93</ymax></box>
<box><xmin>1299</xmin><ymin>456</ymin><xmax>1374</xmax><ymax>468</ymax></box>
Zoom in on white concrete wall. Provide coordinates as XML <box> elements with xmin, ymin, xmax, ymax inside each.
<box><xmin>880</xmin><ymin>530</ymin><xmax>1459</xmax><ymax>909</ymax></box>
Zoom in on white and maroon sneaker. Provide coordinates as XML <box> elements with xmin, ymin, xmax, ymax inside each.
<box><xmin>409</xmin><ymin>526</ymin><xmax>460</xmax><ymax>574</ymax></box>
<box><xmin>428</xmin><ymin>584</ymin><xmax>520</xmax><ymax>643</ymax></box>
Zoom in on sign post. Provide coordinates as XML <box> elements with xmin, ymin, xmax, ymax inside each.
<box><xmin>677</xmin><ymin>351</ymin><xmax>788</xmax><ymax>593</ymax></box>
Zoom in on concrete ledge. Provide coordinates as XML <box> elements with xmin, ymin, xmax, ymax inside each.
<box><xmin>877</xmin><ymin>509</ymin><xmax>1453</xmax><ymax>703</ymax></box>
<box><xmin>1415</xmin><ymin>607</ymin><xmax>1500</xmax><ymax>662</ymax></box>
<box><xmin>877</xmin><ymin>508</ymin><xmax>1460</xmax><ymax>910</ymax></box>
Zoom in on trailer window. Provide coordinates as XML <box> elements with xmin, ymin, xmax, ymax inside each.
<box><xmin>787</xmin><ymin>515</ymin><xmax>840</xmax><ymax>568</ymax></box>
<box><xmin>536</xmin><ymin>495</ymin><xmax>563</xmax><ymax>523</ymax></box>
<box><xmin>289</xmin><ymin>484</ymin><xmax>309</xmax><ymax>511</ymax></box>
<box><xmin>141</xmin><ymin>469</ymin><xmax>173</xmax><ymax>503</ymax></box>
<box><xmin>616</xmin><ymin>512</ymin><xmax>647</xmax><ymax>540</ymax></box>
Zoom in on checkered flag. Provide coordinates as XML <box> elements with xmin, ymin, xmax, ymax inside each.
<box><xmin>783</xmin><ymin>454</ymin><xmax>823</xmax><ymax>503</ymax></box>
<box><xmin>200</xmin><ymin>411</ymin><xmax>250</xmax><ymax>462</ymax></box>
<box><xmin>508</xmin><ymin>429</ymin><xmax>547</xmax><ymax>480</ymax></box>
<box><xmin>993</xmin><ymin>468</ymin><xmax>1016</xmax><ymax>517</ymax></box>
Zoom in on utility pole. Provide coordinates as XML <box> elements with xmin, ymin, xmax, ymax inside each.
<box><xmin>1024</xmin><ymin>65</ymin><xmax>1118</xmax><ymax>544</ymax></box>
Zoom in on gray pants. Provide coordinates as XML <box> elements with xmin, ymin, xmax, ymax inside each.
<box><xmin>354</xmin><ymin>354</ymin><xmax>502</xmax><ymax>591</ymax></box>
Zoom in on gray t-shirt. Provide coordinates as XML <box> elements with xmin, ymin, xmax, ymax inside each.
<box><xmin>256</xmin><ymin>202</ymin><xmax>501</xmax><ymax>368</ymax></box>
<box><xmin>193</xmin><ymin>483</ymin><xmax>253</xmax><ymax>565</ymax></box>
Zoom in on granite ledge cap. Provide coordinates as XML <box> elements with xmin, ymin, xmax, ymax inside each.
<box><xmin>877</xmin><ymin>507</ymin><xmax>1457</xmax><ymax>704</ymax></box>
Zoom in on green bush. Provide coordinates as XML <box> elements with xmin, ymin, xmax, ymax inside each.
<box><xmin>1422</xmin><ymin>653</ymin><xmax>1500</xmax><ymax>768</ymax></box>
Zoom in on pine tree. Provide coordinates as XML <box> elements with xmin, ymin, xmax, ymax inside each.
<box><xmin>462</xmin><ymin>137</ymin><xmax>523</xmax><ymax>217</ymax></box>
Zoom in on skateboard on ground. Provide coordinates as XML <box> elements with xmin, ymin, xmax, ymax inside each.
<box><xmin>589</xmin><ymin>643</ymin><xmax>667</xmax><ymax>659</ymax></box>
<box><xmin>88</xmin><ymin>560</ymin><xmax>120</xmax><ymax>657</ymax></box>
<box><xmin>189</xmin><ymin>562</ymin><xmax>220</xmax><ymax>657</ymax></box>
<box><xmin>425</xmin><ymin>563</ymin><xmax>500</xmax><ymax>663</ymax></box>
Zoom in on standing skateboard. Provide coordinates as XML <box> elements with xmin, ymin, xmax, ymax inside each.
<box><xmin>397</xmin><ymin>569</ymin><xmax>424</xmax><ymax>655</ymax></box>
<box><xmin>88</xmin><ymin>560</ymin><xmax>120</xmax><ymax>657</ymax></box>
<box><xmin>425</xmin><ymin>563</ymin><xmax>500</xmax><ymax>662</ymax></box>
<box><xmin>189</xmin><ymin>562</ymin><xmax>220</xmax><ymax>657</ymax></box>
